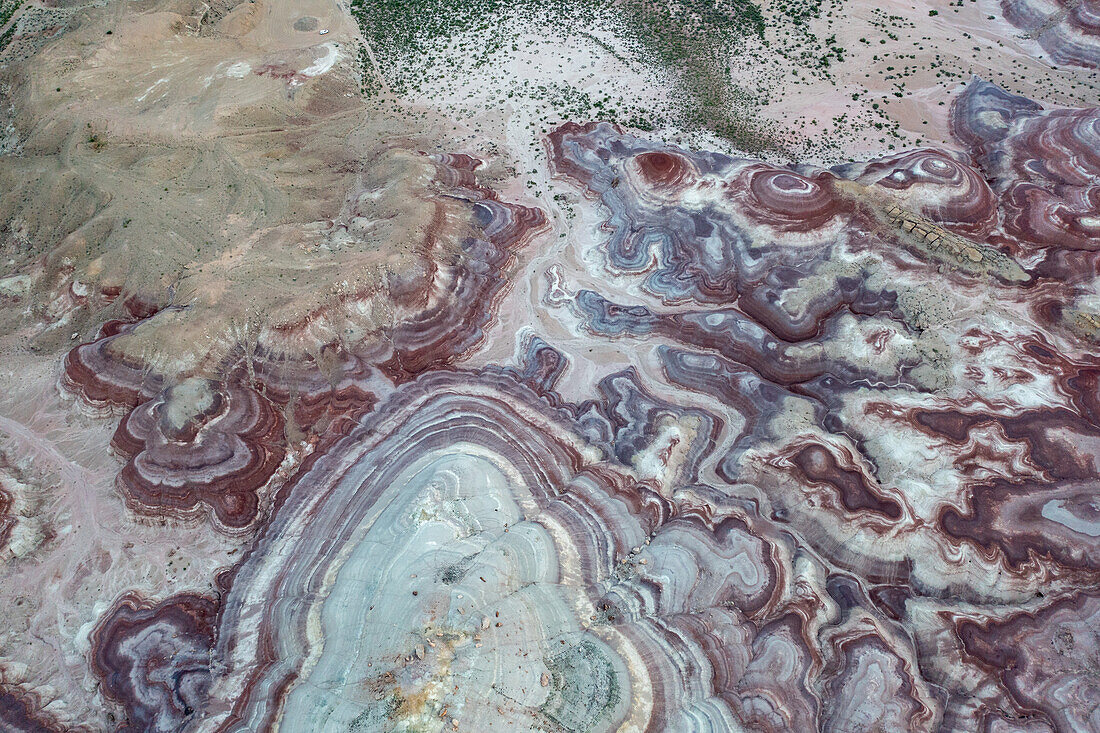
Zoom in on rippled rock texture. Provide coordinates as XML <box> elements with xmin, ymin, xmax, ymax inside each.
<box><xmin>1002</xmin><ymin>0</ymin><xmax>1100</xmax><ymax>69</ymax></box>
<box><xmin>9</xmin><ymin>67</ymin><xmax>1100</xmax><ymax>731</ymax></box>
<box><xmin>532</xmin><ymin>79</ymin><xmax>1100</xmax><ymax>731</ymax></box>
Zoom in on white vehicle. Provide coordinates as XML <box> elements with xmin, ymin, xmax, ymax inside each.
<box><xmin>319</xmin><ymin>29</ymin><xmax>329</xmax><ymax>35</ymax></box>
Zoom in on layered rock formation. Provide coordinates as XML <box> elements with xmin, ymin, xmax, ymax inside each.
<box><xmin>1002</xmin><ymin>0</ymin><xmax>1100</xmax><ymax>68</ymax></box>
<box><xmin>90</xmin><ymin>593</ymin><xmax>218</xmax><ymax>733</ymax></box>
<box><xmin>0</xmin><ymin>72</ymin><xmax>1058</xmax><ymax>731</ymax></box>
<box><xmin>0</xmin><ymin>1</ymin><xmax>1097</xmax><ymax>723</ymax></box>
<box><xmin>110</xmin><ymin>379</ymin><xmax>286</xmax><ymax>532</ymax></box>
<box><xmin>532</xmin><ymin>79</ymin><xmax>1100</xmax><ymax>730</ymax></box>
<box><xmin>54</xmin><ymin>80</ymin><xmax>1098</xmax><ymax>731</ymax></box>
<box><xmin>57</xmin><ymin>148</ymin><xmax>544</xmax><ymax>535</ymax></box>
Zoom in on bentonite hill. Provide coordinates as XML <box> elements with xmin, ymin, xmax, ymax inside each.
<box><xmin>0</xmin><ymin>0</ymin><xmax>1099</xmax><ymax>730</ymax></box>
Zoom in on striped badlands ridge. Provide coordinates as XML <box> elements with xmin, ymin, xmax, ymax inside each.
<box><xmin>1002</xmin><ymin>0</ymin><xmax>1100</xmax><ymax>69</ymax></box>
<box><xmin>32</xmin><ymin>80</ymin><xmax>1100</xmax><ymax>731</ymax></box>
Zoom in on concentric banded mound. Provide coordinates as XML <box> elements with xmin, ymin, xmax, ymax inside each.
<box><xmin>201</xmin><ymin>364</ymin><xmax>829</xmax><ymax>731</ymax></box>
<box><xmin>836</xmin><ymin>148</ymin><xmax>998</xmax><ymax>236</ymax></box>
<box><xmin>90</xmin><ymin>593</ymin><xmax>218</xmax><ymax>733</ymax></box>
<box><xmin>953</xmin><ymin>79</ymin><xmax>1100</xmax><ymax>252</ymax></box>
<box><xmin>111</xmin><ymin>378</ymin><xmax>286</xmax><ymax>532</ymax></box>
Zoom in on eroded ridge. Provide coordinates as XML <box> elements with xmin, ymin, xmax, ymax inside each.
<box><xmin>1002</xmin><ymin>0</ymin><xmax>1100</xmax><ymax>69</ymax></box>
<box><xmin>60</xmin><ymin>149</ymin><xmax>547</xmax><ymax>394</ymax></box>
<box><xmin>56</xmin><ymin>149</ymin><xmax>545</xmax><ymax>533</ymax></box>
